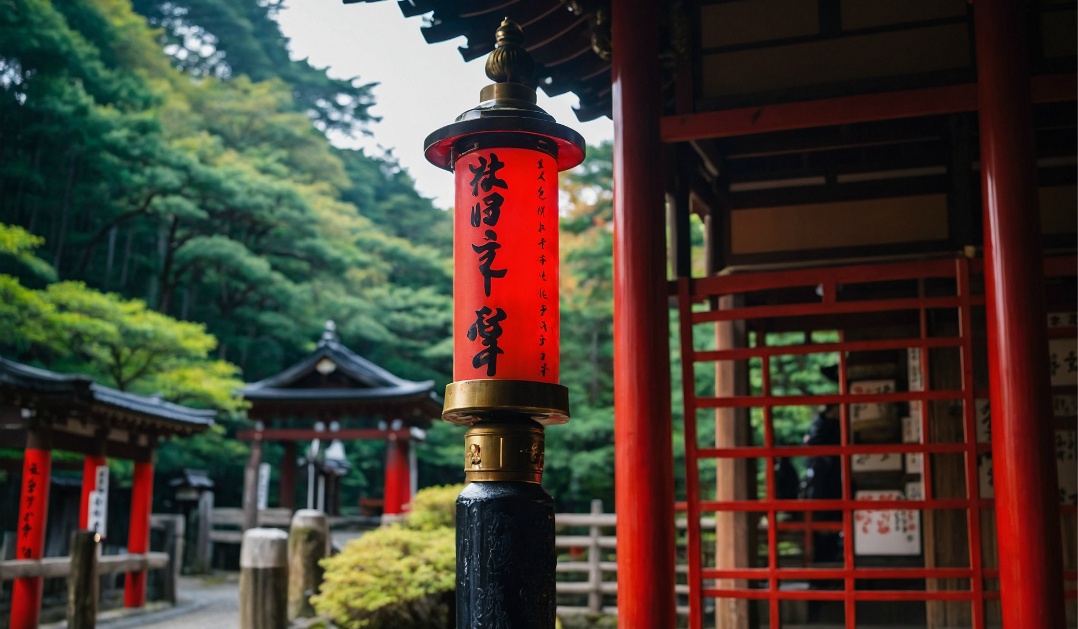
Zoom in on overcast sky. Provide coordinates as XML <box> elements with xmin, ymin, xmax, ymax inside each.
<box><xmin>276</xmin><ymin>0</ymin><xmax>613</xmax><ymax>209</ymax></box>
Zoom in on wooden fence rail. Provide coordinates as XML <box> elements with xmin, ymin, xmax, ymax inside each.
<box><xmin>204</xmin><ymin>500</ymin><xmax>713</xmax><ymax>620</ymax></box>
<box><xmin>553</xmin><ymin>500</ymin><xmax>716</xmax><ymax>618</ymax></box>
<box><xmin>0</xmin><ymin>552</ymin><xmax>169</xmax><ymax>581</ymax></box>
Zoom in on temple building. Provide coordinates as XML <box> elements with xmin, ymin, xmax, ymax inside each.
<box><xmin>0</xmin><ymin>357</ymin><xmax>215</xmax><ymax>627</ymax></box>
<box><xmin>360</xmin><ymin>1</ymin><xmax>1077</xmax><ymax>626</ymax></box>
<box><xmin>239</xmin><ymin>321</ymin><xmax>442</xmax><ymax>525</ymax></box>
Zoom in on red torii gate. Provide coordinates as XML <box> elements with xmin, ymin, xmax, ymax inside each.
<box><xmin>0</xmin><ymin>357</ymin><xmax>214</xmax><ymax>629</ymax></box>
<box><xmin>238</xmin><ymin>321</ymin><xmax>442</xmax><ymax>525</ymax></box>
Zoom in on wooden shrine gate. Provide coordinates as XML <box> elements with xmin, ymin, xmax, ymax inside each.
<box><xmin>675</xmin><ymin>256</ymin><xmax>1077</xmax><ymax>628</ymax></box>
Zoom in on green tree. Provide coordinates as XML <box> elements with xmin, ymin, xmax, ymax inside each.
<box><xmin>0</xmin><ymin>222</ymin><xmax>245</xmax><ymax>413</ymax></box>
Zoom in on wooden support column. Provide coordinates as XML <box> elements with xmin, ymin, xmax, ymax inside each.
<box><xmin>243</xmin><ymin>437</ymin><xmax>263</xmax><ymax>530</ymax></box>
<box><xmin>78</xmin><ymin>454</ymin><xmax>107</xmax><ymax>530</ymax></box>
<box><xmin>715</xmin><ymin>295</ymin><xmax>754</xmax><ymax>629</ymax></box>
<box><xmin>124</xmin><ymin>455</ymin><xmax>155</xmax><ymax>608</ymax></box>
<box><xmin>974</xmin><ymin>0</ymin><xmax>1065</xmax><ymax>626</ymax></box>
<box><xmin>398</xmin><ymin>439</ymin><xmax>413</xmax><ymax>512</ymax></box>
<box><xmin>10</xmin><ymin>426</ymin><xmax>52</xmax><ymax>629</ymax></box>
<box><xmin>383</xmin><ymin>437</ymin><xmax>409</xmax><ymax>516</ymax></box>
<box><xmin>611</xmin><ymin>1</ymin><xmax>677</xmax><ymax>626</ymax></box>
<box><xmin>279</xmin><ymin>441</ymin><xmax>296</xmax><ymax>511</ymax></box>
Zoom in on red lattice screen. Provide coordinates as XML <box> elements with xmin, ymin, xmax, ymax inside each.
<box><xmin>675</xmin><ymin>256</ymin><xmax>1077</xmax><ymax>628</ymax></box>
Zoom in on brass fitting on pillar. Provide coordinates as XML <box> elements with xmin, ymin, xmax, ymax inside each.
<box><xmin>463</xmin><ymin>418</ymin><xmax>545</xmax><ymax>483</ymax></box>
<box><xmin>444</xmin><ymin>379</ymin><xmax>569</xmax><ymax>426</ymax></box>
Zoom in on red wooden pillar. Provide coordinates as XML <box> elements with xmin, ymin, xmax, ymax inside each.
<box><xmin>10</xmin><ymin>429</ymin><xmax>52</xmax><ymax>629</ymax></box>
<box><xmin>280</xmin><ymin>441</ymin><xmax>296</xmax><ymax>511</ymax></box>
<box><xmin>611</xmin><ymin>1</ymin><xmax>677</xmax><ymax>626</ymax></box>
<box><xmin>974</xmin><ymin>0</ymin><xmax>1065</xmax><ymax>626</ymax></box>
<box><xmin>124</xmin><ymin>457</ymin><xmax>155</xmax><ymax>608</ymax></box>
<box><xmin>383</xmin><ymin>437</ymin><xmax>410</xmax><ymax>516</ymax></box>
<box><xmin>398</xmin><ymin>439</ymin><xmax>413</xmax><ymax>512</ymax></box>
<box><xmin>79</xmin><ymin>454</ymin><xmax>107</xmax><ymax>529</ymax></box>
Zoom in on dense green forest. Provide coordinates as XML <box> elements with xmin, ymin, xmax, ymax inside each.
<box><xmin>0</xmin><ymin>0</ymin><xmax>630</xmax><ymax>510</ymax></box>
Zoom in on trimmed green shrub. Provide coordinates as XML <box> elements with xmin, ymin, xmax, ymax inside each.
<box><xmin>313</xmin><ymin>484</ymin><xmax>463</xmax><ymax>629</ymax></box>
<box><xmin>403</xmin><ymin>484</ymin><xmax>460</xmax><ymax>531</ymax></box>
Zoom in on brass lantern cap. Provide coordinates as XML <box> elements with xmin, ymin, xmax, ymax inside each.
<box><xmin>423</xmin><ymin>17</ymin><xmax>585</xmax><ymax>172</ymax></box>
<box><xmin>443</xmin><ymin>379</ymin><xmax>570</xmax><ymax>426</ymax></box>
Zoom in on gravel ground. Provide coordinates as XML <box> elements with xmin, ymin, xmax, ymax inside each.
<box><xmin>95</xmin><ymin>574</ymin><xmax>240</xmax><ymax>629</ymax></box>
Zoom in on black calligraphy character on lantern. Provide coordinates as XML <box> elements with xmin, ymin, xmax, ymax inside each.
<box><xmin>537</xmin><ymin>186</ymin><xmax>546</xmax><ymax>201</ymax></box>
<box><xmin>468</xmin><ymin>153</ymin><xmax>508</xmax><ymax>196</ymax></box>
<box><xmin>537</xmin><ymin>205</ymin><xmax>545</xmax><ymax>216</ymax></box>
<box><xmin>537</xmin><ymin>237</ymin><xmax>546</xmax><ymax>249</ymax></box>
<box><xmin>479</xmin><ymin>192</ymin><xmax>504</xmax><ymax>226</ymax></box>
<box><xmin>472</xmin><ymin>230</ymin><xmax>507</xmax><ymax>297</ymax></box>
<box><xmin>538</xmin><ymin>221</ymin><xmax>546</xmax><ymax>233</ymax></box>
<box><xmin>537</xmin><ymin>170</ymin><xmax>546</xmax><ymax>182</ymax></box>
<box><xmin>539</xmin><ymin>304</ymin><xmax>548</xmax><ymax>317</ymax></box>
<box><xmin>468</xmin><ymin>306</ymin><xmax>507</xmax><ymax>376</ymax></box>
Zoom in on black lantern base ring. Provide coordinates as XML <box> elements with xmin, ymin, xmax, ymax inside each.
<box><xmin>456</xmin><ymin>481</ymin><xmax>556</xmax><ymax>629</ymax></box>
<box><xmin>443</xmin><ymin>379</ymin><xmax>570</xmax><ymax>426</ymax></box>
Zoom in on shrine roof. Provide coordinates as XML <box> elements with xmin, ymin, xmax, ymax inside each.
<box><xmin>349</xmin><ymin>0</ymin><xmax>612</xmax><ymax>121</ymax></box>
<box><xmin>241</xmin><ymin>322</ymin><xmax>442</xmax><ymax>418</ymax></box>
<box><xmin>0</xmin><ymin>356</ymin><xmax>215</xmax><ymax>455</ymax></box>
<box><xmin>0</xmin><ymin>357</ymin><xmax>215</xmax><ymax>427</ymax></box>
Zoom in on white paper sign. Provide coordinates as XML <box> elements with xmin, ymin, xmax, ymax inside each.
<box><xmin>908</xmin><ymin>348</ymin><xmax>924</xmax><ymax>393</ymax></box>
<box><xmin>850</xmin><ymin>379</ymin><xmax>896</xmax><ymax>426</ymax></box>
<box><xmin>1053</xmin><ymin>395</ymin><xmax>1078</xmax><ymax>417</ymax></box>
<box><xmin>1049</xmin><ymin>337</ymin><xmax>1078</xmax><ymax>387</ymax></box>
<box><xmin>851</xmin><ymin>452</ymin><xmax>904</xmax><ymax>472</ymax></box>
<box><xmin>1047</xmin><ymin>312</ymin><xmax>1078</xmax><ymax>328</ymax></box>
<box><xmin>87</xmin><ymin>490</ymin><xmax>107</xmax><ymax>537</ymax></box>
<box><xmin>902</xmin><ymin>415</ymin><xmax>921</xmax><ymax>443</ymax></box>
<box><xmin>853</xmin><ymin>490</ymin><xmax>920</xmax><ymax>556</ymax></box>
<box><xmin>257</xmin><ymin>462</ymin><xmax>271</xmax><ymax>511</ymax></box>
<box><xmin>95</xmin><ymin>465</ymin><xmax>109</xmax><ymax>494</ymax></box>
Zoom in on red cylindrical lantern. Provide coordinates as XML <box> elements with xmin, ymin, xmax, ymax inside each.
<box><xmin>422</xmin><ymin>19</ymin><xmax>584</xmax><ymax>628</ymax></box>
<box><xmin>426</xmin><ymin>20</ymin><xmax>584</xmax><ymax>426</ymax></box>
<box><xmin>452</xmin><ymin>148</ymin><xmax>560</xmax><ymax>383</ymax></box>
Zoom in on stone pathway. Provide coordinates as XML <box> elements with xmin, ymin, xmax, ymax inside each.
<box><xmin>94</xmin><ymin>574</ymin><xmax>240</xmax><ymax>629</ymax></box>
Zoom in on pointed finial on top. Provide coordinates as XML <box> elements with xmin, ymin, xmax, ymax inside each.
<box><xmin>485</xmin><ymin>18</ymin><xmax>535</xmax><ymax>87</ymax></box>
<box><xmin>319</xmin><ymin>320</ymin><xmax>339</xmax><ymax>346</ymax></box>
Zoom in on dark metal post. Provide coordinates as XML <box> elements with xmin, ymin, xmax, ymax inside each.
<box><xmin>424</xmin><ymin>19</ymin><xmax>584</xmax><ymax>629</ymax></box>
